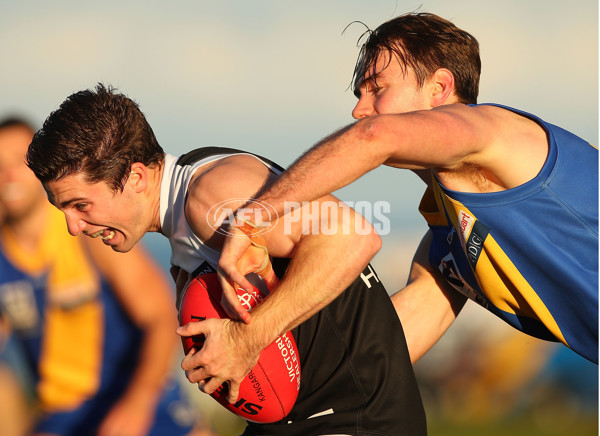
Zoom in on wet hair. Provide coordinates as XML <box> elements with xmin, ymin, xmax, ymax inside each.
<box><xmin>26</xmin><ymin>83</ymin><xmax>164</xmax><ymax>192</ymax></box>
<box><xmin>351</xmin><ymin>12</ymin><xmax>481</xmax><ymax>104</ymax></box>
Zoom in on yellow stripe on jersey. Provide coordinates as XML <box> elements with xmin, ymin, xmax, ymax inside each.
<box><xmin>1</xmin><ymin>205</ymin><xmax>102</xmax><ymax>411</ymax></box>
<box><xmin>423</xmin><ymin>178</ymin><xmax>568</xmax><ymax>348</ymax></box>
<box><xmin>418</xmin><ymin>186</ymin><xmax>448</xmax><ymax>226</ymax></box>
<box><xmin>475</xmin><ymin>235</ymin><xmax>567</xmax><ymax>347</ymax></box>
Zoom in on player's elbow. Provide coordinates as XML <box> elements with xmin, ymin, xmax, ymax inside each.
<box><xmin>318</xmin><ymin>201</ymin><xmax>382</xmax><ymax>270</ymax></box>
<box><xmin>354</xmin><ymin>116</ymin><xmax>385</xmax><ymax>141</ymax></box>
<box><xmin>365</xmin><ymin>228</ymin><xmax>382</xmax><ymax>256</ymax></box>
<box><xmin>371</xmin><ymin>232</ymin><xmax>382</xmax><ymax>262</ymax></box>
<box><xmin>351</xmin><ymin>219</ymin><xmax>382</xmax><ymax>261</ymax></box>
<box><xmin>353</xmin><ymin>116</ymin><xmax>397</xmax><ymax>162</ymax></box>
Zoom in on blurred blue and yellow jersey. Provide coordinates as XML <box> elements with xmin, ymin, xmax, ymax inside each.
<box><xmin>0</xmin><ymin>205</ymin><xmax>194</xmax><ymax>435</ymax></box>
<box><xmin>419</xmin><ymin>104</ymin><xmax>598</xmax><ymax>363</ymax></box>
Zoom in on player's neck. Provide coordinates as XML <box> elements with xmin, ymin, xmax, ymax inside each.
<box><xmin>146</xmin><ymin>162</ymin><xmax>165</xmax><ymax>233</ymax></box>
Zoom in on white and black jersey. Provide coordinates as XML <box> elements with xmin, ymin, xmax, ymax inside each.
<box><xmin>160</xmin><ymin>147</ymin><xmax>426</xmax><ymax>436</ymax></box>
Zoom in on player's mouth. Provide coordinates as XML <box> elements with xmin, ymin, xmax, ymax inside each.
<box><xmin>90</xmin><ymin>229</ymin><xmax>116</xmax><ymax>242</ymax></box>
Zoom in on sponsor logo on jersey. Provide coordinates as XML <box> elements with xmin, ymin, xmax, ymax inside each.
<box><xmin>457</xmin><ymin>209</ymin><xmax>475</xmax><ymax>249</ymax></box>
<box><xmin>465</xmin><ymin>221</ymin><xmax>489</xmax><ymax>269</ymax></box>
<box><xmin>455</xmin><ymin>210</ymin><xmax>490</xmax><ymax>269</ymax></box>
<box><xmin>438</xmin><ymin>253</ymin><xmax>488</xmax><ymax>308</ymax></box>
<box><xmin>446</xmin><ymin>227</ymin><xmax>455</xmax><ymax>246</ymax></box>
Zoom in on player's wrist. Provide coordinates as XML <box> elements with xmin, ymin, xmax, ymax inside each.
<box><xmin>230</xmin><ymin>212</ymin><xmax>272</xmax><ymax>274</ymax></box>
<box><xmin>238</xmin><ymin>303</ymin><xmax>285</xmax><ymax>349</ymax></box>
<box><xmin>232</xmin><ymin>209</ymin><xmax>269</xmax><ymax>233</ymax></box>
<box><xmin>228</xmin><ymin>317</ymin><xmax>270</xmax><ymax>361</ymax></box>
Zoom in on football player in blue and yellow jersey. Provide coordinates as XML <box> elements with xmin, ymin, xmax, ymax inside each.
<box><xmin>218</xmin><ymin>13</ymin><xmax>598</xmax><ymax>366</ymax></box>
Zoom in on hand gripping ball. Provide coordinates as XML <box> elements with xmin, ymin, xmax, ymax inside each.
<box><xmin>177</xmin><ymin>265</ymin><xmax>301</xmax><ymax>423</ymax></box>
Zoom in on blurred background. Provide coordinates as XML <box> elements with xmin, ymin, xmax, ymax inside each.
<box><xmin>1</xmin><ymin>0</ymin><xmax>597</xmax><ymax>435</ymax></box>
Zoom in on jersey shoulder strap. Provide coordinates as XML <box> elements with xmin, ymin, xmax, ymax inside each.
<box><xmin>176</xmin><ymin>146</ymin><xmax>285</xmax><ymax>172</ymax></box>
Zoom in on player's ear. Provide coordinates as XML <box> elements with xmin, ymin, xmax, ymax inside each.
<box><xmin>429</xmin><ymin>68</ymin><xmax>455</xmax><ymax>107</ymax></box>
<box><xmin>127</xmin><ymin>162</ymin><xmax>148</xmax><ymax>193</ymax></box>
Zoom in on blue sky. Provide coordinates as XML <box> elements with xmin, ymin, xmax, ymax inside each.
<box><xmin>1</xmin><ymin>0</ymin><xmax>597</xmax><ymax>240</ymax></box>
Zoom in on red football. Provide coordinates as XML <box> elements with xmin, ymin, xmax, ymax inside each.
<box><xmin>177</xmin><ymin>269</ymin><xmax>301</xmax><ymax>423</ymax></box>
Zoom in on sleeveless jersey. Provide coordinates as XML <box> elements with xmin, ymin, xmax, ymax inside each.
<box><xmin>0</xmin><ymin>204</ymin><xmax>195</xmax><ymax>435</ymax></box>
<box><xmin>160</xmin><ymin>148</ymin><xmax>426</xmax><ymax>436</ymax></box>
<box><xmin>420</xmin><ymin>104</ymin><xmax>598</xmax><ymax>363</ymax></box>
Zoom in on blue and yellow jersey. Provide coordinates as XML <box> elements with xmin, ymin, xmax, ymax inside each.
<box><xmin>0</xmin><ymin>205</ymin><xmax>193</xmax><ymax>435</ymax></box>
<box><xmin>419</xmin><ymin>104</ymin><xmax>598</xmax><ymax>363</ymax></box>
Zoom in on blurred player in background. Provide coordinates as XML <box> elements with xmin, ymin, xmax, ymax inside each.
<box><xmin>0</xmin><ymin>117</ymin><xmax>209</xmax><ymax>436</ymax></box>
<box><xmin>0</xmin><ymin>199</ymin><xmax>31</xmax><ymax>436</ymax></box>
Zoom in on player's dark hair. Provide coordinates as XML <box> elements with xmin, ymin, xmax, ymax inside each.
<box><xmin>351</xmin><ymin>12</ymin><xmax>481</xmax><ymax>104</ymax></box>
<box><xmin>26</xmin><ymin>83</ymin><xmax>164</xmax><ymax>193</ymax></box>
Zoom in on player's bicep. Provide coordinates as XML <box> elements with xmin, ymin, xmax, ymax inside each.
<box><xmin>185</xmin><ymin>156</ymin><xmax>275</xmax><ymax>244</ymax></box>
<box><xmin>380</xmin><ymin>105</ymin><xmax>498</xmax><ymax>170</ymax></box>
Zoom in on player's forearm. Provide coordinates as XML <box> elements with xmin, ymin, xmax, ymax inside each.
<box><xmin>239</xmin><ymin>223</ymin><xmax>381</xmax><ymax>352</ymax></box>
<box><xmin>393</xmin><ymin>279</ymin><xmax>464</xmax><ymax>364</ymax></box>
<box><xmin>392</xmin><ymin>232</ymin><xmax>467</xmax><ymax>363</ymax></box>
<box><xmin>256</xmin><ymin>119</ymin><xmax>392</xmax><ymax>217</ymax></box>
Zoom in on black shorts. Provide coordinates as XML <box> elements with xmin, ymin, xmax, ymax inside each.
<box><xmin>242</xmin><ymin>262</ymin><xmax>426</xmax><ymax>436</ymax></box>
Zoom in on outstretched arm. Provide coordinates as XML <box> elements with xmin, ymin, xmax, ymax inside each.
<box><xmin>219</xmin><ymin>104</ymin><xmax>542</xmax><ymax>297</ymax></box>
<box><xmin>243</xmin><ymin>105</ymin><xmax>492</xmax><ymax>217</ymax></box>
<box><xmin>219</xmin><ymin>103</ymin><xmax>548</xmax><ymax>319</ymax></box>
<box><xmin>221</xmin><ymin>104</ymin><xmax>546</xmax><ymax>227</ymax></box>
<box><xmin>392</xmin><ymin>230</ymin><xmax>467</xmax><ymax>363</ymax></box>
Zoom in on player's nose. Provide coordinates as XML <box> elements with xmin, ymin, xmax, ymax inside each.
<box><xmin>64</xmin><ymin>212</ymin><xmax>85</xmax><ymax>236</ymax></box>
<box><xmin>352</xmin><ymin>97</ymin><xmax>375</xmax><ymax>119</ymax></box>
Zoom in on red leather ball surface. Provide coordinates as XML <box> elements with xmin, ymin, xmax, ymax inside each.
<box><xmin>178</xmin><ymin>271</ymin><xmax>301</xmax><ymax>423</ymax></box>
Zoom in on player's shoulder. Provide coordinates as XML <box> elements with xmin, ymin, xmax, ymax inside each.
<box><xmin>210</xmin><ymin>153</ymin><xmax>272</xmax><ymax>177</ymax></box>
<box><xmin>458</xmin><ymin>103</ymin><xmax>542</xmax><ymax>129</ymax></box>
<box><xmin>188</xmin><ymin>154</ymin><xmax>272</xmax><ymax>201</ymax></box>
<box><xmin>185</xmin><ymin>153</ymin><xmax>273</xmax><ymax>235</ymax></box>
<box><xmin>434</xmin><ymin>102</ymin><xmax>514</xmax><ymax>123</ymax></box>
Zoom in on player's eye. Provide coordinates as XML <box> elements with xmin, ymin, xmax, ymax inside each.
<box><xmin>75</xmin><ymin>203</ymin><xmax>88</xmax><ymax>211</ymax></box>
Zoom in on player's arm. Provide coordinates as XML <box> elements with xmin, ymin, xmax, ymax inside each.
<box><xmin>85</xmin><ymin>237</ymin><xmax>178</xmax><ymax>436</ymax></box>
<box><xmin>391</xmin><ymin>230</ymin><xmax>467</xmax><ymax>363</ymax></box>
<box><xmin>219</xmin><ymin>104</ymin><xmax>547</xmax><ymax>289</ymax></box>
<box><xmin>178</xmin><ymin>154</ymin><xmax>381</xmax><ymax>402</ymax></box>
<box><xmin>239</xmin><ymin>105</ymin><xmax>494</xmax><ymax>214</ymax></box>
